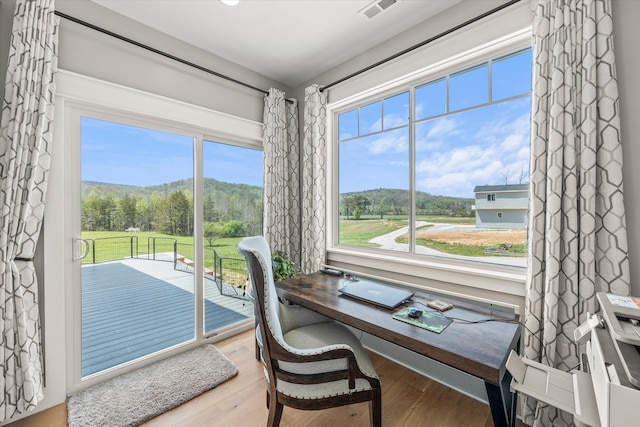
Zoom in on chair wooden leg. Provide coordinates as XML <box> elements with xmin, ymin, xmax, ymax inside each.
<box><xmin>267</xmin><ymin>393</ymin><xmax>283</xmax><ymax>427</ymax></box>
<box><xmin>369</xmin><ymin>389</ymin><xmax>382</xmax><ymax>427</ymax></box>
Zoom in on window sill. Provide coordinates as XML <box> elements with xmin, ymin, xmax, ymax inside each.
<box><xmin>326</xmin><ymin>246</ymin><xmax>527</xmax><ymax>301</ymax></box>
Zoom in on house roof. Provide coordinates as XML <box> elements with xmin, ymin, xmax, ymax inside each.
<box><xmin>473</xmin><ymin>184</ymin><xmax>529</xmax><ymax>193</ymax></box>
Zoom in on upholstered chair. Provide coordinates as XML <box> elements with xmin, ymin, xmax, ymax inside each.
<box><xmin>237</xmin><ymin>236</ymin><xmax>382</xmax><ymax>427</ymax></box>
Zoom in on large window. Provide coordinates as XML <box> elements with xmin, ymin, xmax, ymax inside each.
<box><xmin>336</xmin><ymin>48</ymin><xmax>531</xmax><ymax>269</ymax></box>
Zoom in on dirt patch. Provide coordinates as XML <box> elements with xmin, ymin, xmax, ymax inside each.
<box><xmin>416</xmin><ymin>229</ymin><xmax>526</xmax><ymax>246</ymax></box>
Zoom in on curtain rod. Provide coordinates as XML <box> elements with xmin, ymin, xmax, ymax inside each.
<box><xmin>54</xmin><ymin>11</ymin><xmax>293</xmax><ymax>103</ymax></box>
<box><xmin>320</xmin><ymin>0</ymin><xmax>523</xmax><ymax>92</ymax></box>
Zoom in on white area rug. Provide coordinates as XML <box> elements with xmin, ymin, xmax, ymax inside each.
<box><xmin>67</xmin><ymin>344</ymin><xmax>238</xmax><ymax>427</ymax></box>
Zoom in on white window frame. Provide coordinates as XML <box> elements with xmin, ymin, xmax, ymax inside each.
<box><xmin>326</xmin><ymin>29</ymin><xmax>531</xmax><ymax>298</ymax></box>
<box><xmin>47</xmin><ymin>70</ymin><xmax>263</xmax><ymax>398</ymax></box>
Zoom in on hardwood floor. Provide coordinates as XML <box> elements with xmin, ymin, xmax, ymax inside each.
<box><xmin>7</xmin><ymin>330</ymin><xmax>529</xmax><ymax>427</ymax></box>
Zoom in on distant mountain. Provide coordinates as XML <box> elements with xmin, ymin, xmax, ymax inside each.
<box><xmin>81</xmin><ymin>181</ymin><xmax>143</xmax><ymax>199</ymax></box>
<box><xmin>340</xmin><ymin>188</ymin><xmax>474</xmax><ymax>217</ymax></box>
<box><xmin>81</xmin><ymin>181</ymin><xmax>472</xmax><ymax>217</ymax></box>
<box><xmin>82</xmin><ymin>178</ymin><xmax>262</xmax><ymax>200</ymax></box>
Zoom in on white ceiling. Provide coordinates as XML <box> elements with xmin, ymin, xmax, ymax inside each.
<box><xmin>91</xmin><ymin>0</ymin><xmax>462</xmax><ymax>87</ymax></box>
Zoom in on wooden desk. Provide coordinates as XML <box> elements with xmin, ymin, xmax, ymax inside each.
<box><xmin>277</xmin><ymin>272</ymin><xmax>521</xmax><ymax>427</ymax></box>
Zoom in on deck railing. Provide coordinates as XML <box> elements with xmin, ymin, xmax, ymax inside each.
<box><xmin>82</xmin><ymin>236</ymin><xmax>139</xmax><ymax>264</ymax></box>
<box><xmin>214</xmin><ymin>254</ymin><xmax>248</xmax><ymax>290</ymax></box>
<box><xmin>173</xmin><ymin>241</ymin><xmax>248</xmax><ymax>299</ymax></box>
<box><xmin>81</xmin><ymin>235</ymin><xmax>248</xmax><ymax>298</ymax></box>
<box><xmin>147</xmin><ymin>236</ymin><xmax>178</xmax><ymax>260</ymax></box>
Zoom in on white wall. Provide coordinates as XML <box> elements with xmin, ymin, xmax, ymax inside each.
<box><xmin>55</xmin><ymin>0</ymin><xmax>291</xmax><ymax>122</ymax></box>
<box><xmin>0</xmin><ymin>0</ymin><xmax>14</xmax><ymax>104</ymax></box>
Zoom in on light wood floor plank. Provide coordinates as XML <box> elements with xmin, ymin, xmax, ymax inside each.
<box><xmin>7</xmin><ymin>330</ymin><xmax>530</xmax><ymax>427</ymax></box>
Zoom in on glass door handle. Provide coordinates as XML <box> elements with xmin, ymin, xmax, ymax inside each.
<box><xmin>73</xmin><ymin>238</ymin><xmax>90</xmax><ymax>261</ymax></box>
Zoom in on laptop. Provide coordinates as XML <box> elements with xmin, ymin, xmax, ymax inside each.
<box><xmin>338</xmin><ymin>279</ymin><xmax>414</xmax><ymax>309</ymax></box>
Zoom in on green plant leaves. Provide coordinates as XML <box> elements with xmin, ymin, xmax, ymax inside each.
<box><xmin>271</xmin><ymin>251</ymin><xmax>299</xmax><ymax>281</ymax></box>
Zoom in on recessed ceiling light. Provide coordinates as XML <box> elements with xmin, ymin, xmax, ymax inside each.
<box><xmin>220</xmin><ymin>0</ymin><xmax>239</xmax><ymax>6</ymax></box>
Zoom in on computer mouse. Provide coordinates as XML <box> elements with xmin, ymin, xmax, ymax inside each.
<box><xmin>408</xmin><ymin>307</ymin><xmax>423</xmax><ymax>319</ymax></box>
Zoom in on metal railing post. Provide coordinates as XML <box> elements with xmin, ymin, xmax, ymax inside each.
<box><xmin>213</xmin><ymin>249</ymin><xmax>218</xmax><ymax>280</ymax></box>
<box><xmin>173</xmin><ymin>240</ymin><xmax>177</xmax><ymax>269</ymax></box>
<box><xmin>92</xmin><ymin>239</ymin><xmax>96</xmax><ymax>264</ymax></box>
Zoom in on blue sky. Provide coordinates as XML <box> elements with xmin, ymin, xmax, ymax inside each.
<box><xmin>82</xmin><ymin>48</ymin><xmax>531</xmax><ymax>199</ymax></box>
<box><xmin>81</xmin><ymin>117</ymin><xmax>263</xmax><ymax>188</ymax></box>
<box><xmin>339</xmin><ymin>48</ymin><xmax>532</xmax><ymax>199</ymax></box>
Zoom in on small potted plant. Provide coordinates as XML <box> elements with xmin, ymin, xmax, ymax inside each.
<box><xmin>271</xmin><ymin>250</ymin><xmax>299</xmax><ymax>281</ymax></box>
<box><xmin>244</xmin><ymin>250</ymin><xmax>298</xmax><ymax>299</ymax></box>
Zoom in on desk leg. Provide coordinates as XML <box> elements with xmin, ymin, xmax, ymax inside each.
<box><xmin>485</xmin><ymin>370</ymin><xmax>517</xmax><ymax>427</ymax></box>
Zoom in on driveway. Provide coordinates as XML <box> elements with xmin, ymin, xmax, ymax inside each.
<box><xmin>369</xmin><ymin>221</ymin><xmax>526</xmax><ymax>267</ymax></box>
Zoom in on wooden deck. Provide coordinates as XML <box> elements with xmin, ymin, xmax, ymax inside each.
<box><xmin>81</xmin><ymin>257</ymin><xmax>253</xmax><ymax>377</ymax></box>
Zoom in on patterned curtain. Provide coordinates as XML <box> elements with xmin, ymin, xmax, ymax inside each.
<box><xmin>0</xmin><ymin>0</ymin><xmax>58</xmax><ymax>421</ymax></box>
<box><xmin>262</xmin><ymin>88</ymin><xmax>301</xmax><ymax>264</ymax></box>
<box><xmin>524</xmin><ymin>0</ymin><xmax>629</xmax><ymax>425</ymax></box>
<box><xmin>300</xmin><ymin>85</ymin><xmax>327</xmax><ymax>274</ymax></box>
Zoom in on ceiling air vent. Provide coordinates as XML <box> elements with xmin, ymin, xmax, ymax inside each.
<box><xmin>359</xmin><ymin>0</ymin><xmax>399</xmax><ymax>20</ymax></box>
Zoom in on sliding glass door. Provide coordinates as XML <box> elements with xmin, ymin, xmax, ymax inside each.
<box><xmin>79</xmin><ymin>116</ymin><xmax>196</xmax><ymax>377</ymax></box>
<box><xmin>202</xmin><ymin>140</ymin><xmax>263</xmax><ymax>336</ymax></box>
<box><xmin>75</xmin><ymin>114</ymin><xmax>261</xmax><ymax>380</ymax></box>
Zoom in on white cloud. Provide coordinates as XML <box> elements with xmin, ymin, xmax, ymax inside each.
<box><xmin>415</xmin><ymin>117</ymin><xmax>458</xmax><ymax>152</ymax></box>
<box><xmin>415</xmin><ymin>141</ymin><xmax>524</xmax><ymax>196</ymax></box>
<box><xmin>416</xmin><ymin>139</ymin><xmax>443</xmax><ymax>152</ymax></box>
<box><xmin>427</xmin><ymin>117</ymin><xmax>458</xmax><ymax>139</ymax></box>
<box><xmin>501</xmin><ymin>133</ymin><xmax>525</xmax><ymax>152</ymax></box>
<box><xmin>368</xmin><ymin>133</ymin><xmax>407</xmax><ymax>154</ymax></box>
<box><xmin>366</xmin><ymin>118</ymin><xmax>383</xmax><ymax>134</ymax></box>
<box><xmin>383</xmin><ymin>113</ymin><xmax>407</xmax><ymax>129</ymax></box>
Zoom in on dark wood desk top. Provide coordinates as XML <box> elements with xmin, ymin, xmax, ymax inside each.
<box><xmin>277</xmin><ymin>272</ymin><xmax>521</xmax><ymax>386</ymax></box>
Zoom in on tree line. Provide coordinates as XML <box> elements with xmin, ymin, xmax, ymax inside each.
<box><xmin>82</xmin><ymin>178</ymin><xmax>262</xmax><ymax>239</ymax></box>
<box><xmin>340</xmin><ymin>188</ymin><xmax>473</xmax><ymax>219</ymax></box>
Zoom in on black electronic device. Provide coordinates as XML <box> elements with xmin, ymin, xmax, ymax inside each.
<box><xmin>407</xmin><ymin>307</ymin><xmax>423</xmax><ymax>319</ymax></box>
<box><xmin>320</xmin><ymin>268</ymin><xmax>344</xmax><ymax>277</ymax></box>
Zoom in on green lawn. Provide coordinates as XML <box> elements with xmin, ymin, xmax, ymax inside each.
<box><xmin>398</xmin><ymin>236</ymin><xmax>525</xmax><ymax>257</ymax></box>
<box><xmin>339</xmin><ymin>216</ymin><xmax>525</xmax><ymax>257</ymax></box>
<box><xmin>339</xmin><ymin>219</ymin><xmax>408</xmax><ymax>247</ymax></box>
<box><xmin>397</xmin><ymin>236</ymin><xmax>485</xmax><ymax>256</ymax></box>
<box><xmin>415</xmin><ymin>215</ymin><xmax>475</xmax><ymax>225</ymax></box>
<box><xmin>81</xmin><ymin>231</ymin><xmax>244</xmax><ymax>264</ymax></box>
<box><xmin>353</xmin><ymin>215</ymin><xmax>475</xmax><ymax>225</ymax></box>
<box><xmin>83</xmin><ymin>212</ymin><xmax>520</xmax><ymax>265</ymax></box>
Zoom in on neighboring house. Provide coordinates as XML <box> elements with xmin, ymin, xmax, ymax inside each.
<box><xmin>473</xmin><ymin>184</ymin><xmax>528</xmax><ymax>229</ymax></box>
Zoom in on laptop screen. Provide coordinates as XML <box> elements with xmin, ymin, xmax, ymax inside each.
<box><xmin>338</xmin><ymin>280</ymin><xmax>413</xmax><ymax>309</ymax></box>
